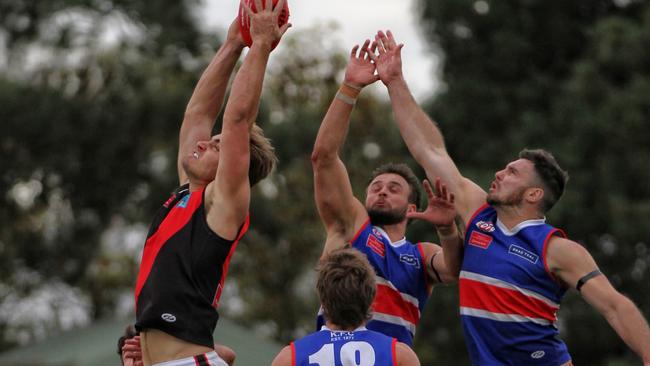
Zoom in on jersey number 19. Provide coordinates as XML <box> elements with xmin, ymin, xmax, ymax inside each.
<box><xmin>308</xmin><ymin>341</ymin><xmax>375</xmax><ymax>366</ymax></box>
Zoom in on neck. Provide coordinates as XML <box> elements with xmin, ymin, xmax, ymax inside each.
<box><xmin>493</xmin><ymin>204</ymin><xmax>543</xmax><ymax>230</ymax></box>
<box><xmin>378</xmin><ymin>221</ymin><xmax>407</xmax><ymax>242</ymax></box>
<box><xmin>325</xmin><ymin>320</ymin><xmax>363</xmax><ymax>332</ymax></box>
<box><xmin>187</xmin><ymin>178</ymin><xmax>210</xmax><ymax>192</ymax></box>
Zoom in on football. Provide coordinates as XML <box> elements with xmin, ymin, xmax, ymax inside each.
<box><xmin>238</xmin><ymin>0</ymin><xmax>290</xmax><ymax>50</ymax></box>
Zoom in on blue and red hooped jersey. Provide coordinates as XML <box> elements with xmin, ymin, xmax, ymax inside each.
<box><xmin>292</xmin><ymin>327</ymin><xmax>397</xmax><ymax>366</ymax></box>
<box><xmin>134</xmin><ymin>184</ymin><xmax>248</xmax><ymax>347</ymax></box>
<box><xmin>460</xmin><ymin>204</ymin><xmax>571</xmax><ymax>365</ymax></box>
<box><xmin>317</xmin><ymin>220</ymin><xmax>431</xmax><ymax>346</ymax></box>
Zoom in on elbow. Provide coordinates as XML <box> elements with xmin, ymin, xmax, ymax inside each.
<box><xmin>223</xmin><ymin>105</ymin><xmax>252</xmax><ymax>126</ymax></box>
<box><xmin>310</xmin><ymin>146</ymin><xmax>336</xmax><ymax>168</ymax></box>
<box><xmin>223</xmin><ymin>113</ymin><xmax>249</xmax><ymax>127</ymax></box>
<box><xmin>444</xmin><ymin>269</ymin><xmax>461</xmax><ymax>284</ymax></box>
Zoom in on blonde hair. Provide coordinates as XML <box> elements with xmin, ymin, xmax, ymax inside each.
<box><xmin>249</xmin><ymin>124</ymin><xmax>277</xmax><ymax>186</ymax></box>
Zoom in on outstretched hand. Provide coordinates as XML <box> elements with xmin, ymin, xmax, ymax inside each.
<box><xmin>366</xmin><ymin>30</ymin><xmax>404</xmax><ymax>86</ymax></box>
<box><xmin>344</xmin><ymin>39</ymin><xmax>380</xmax><ymax>89</ymax></box>
<box><xmin>406</xmin><ymin>178</ymin><xmax>456</xmax><ymax>228</ymax></box>
<box><xmin>242</xmin><ymin>0</ymin><xmax>291</xmax><ymax>48</ymax></box>
<box><xmin>225</xmin><ymin>18</ymin><xmax>246</xmax><ymax>49</ymax></box>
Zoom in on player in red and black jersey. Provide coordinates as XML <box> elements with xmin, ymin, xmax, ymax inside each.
<box><xmin>133</xmin><ymin>2</ymin><xmax>290</xmax><ymax>365</ymax></box>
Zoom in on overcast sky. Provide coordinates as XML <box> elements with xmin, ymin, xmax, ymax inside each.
<box><xmin>199</xmin><ymin>0</ymin><xmax>440</xmax><ymax>101</ymax></box>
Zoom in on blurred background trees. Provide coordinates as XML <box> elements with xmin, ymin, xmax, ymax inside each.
<box><xmin>0</xmin><ymin>0</ymin><xmax>648</xmax><ymax>364</ymax></box>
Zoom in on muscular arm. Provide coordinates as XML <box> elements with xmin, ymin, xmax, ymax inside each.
<box><xmin>548</xmin><ymin>237</ymin><xmax>650</xmax><ymax>363</ymax></box>
<box><xmin>206</xmin><ymin>0</ymin><xmax>290</xmax><ymax>239</ymax></box>
<box><xmin>408</xmin><ymin>178</ymin><xmax>463</xmax><ymax>284</ymax></box>
<box><xmin>433</xmin><ymin>224</ymin><xmax>463</xmax><ymax>283</ymax></box>
<box><xmin>370</xmin><ymin>30</ymin><xmax>486</xmax><ymax>222</ymax></box>
<box><xmin>311</xmin><ymin>41</ymin><xmax>378</xmax><ymax>258</ymax></box>
<box><xmin>177</xmin><ymin>20</ymin><xmax>245</xmax><ymax>184</ymax></box>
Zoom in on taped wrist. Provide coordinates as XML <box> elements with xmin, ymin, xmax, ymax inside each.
<box><xmin>336</xmin><ymin>83</ymin><xmax>361</xmax><ymax>105</ymax></box>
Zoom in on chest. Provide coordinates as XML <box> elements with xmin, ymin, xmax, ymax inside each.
<box><xmin>463</xmin><ymin>219</ymin><xmax>549</xmax><ymax>288</ymax></box>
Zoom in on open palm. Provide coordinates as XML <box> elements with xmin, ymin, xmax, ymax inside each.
<box><xmin>407</xmin><ymin>178</ymin><xmax>456</xmax><ymax>228</ymax></box>
<box><xmin>344</xmin><ymin>39</ymin><xmax>380</xmax><ymax>88</ymax></box>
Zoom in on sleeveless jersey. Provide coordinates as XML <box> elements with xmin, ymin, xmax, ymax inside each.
<box><xmin>292</xmin><ymin>327</ymin><xmax>397</xmax><ymax>366</ymax></box>
<box><xmin>317</xmin><ymin>220</ymin><xmax>431</xmax><ymax>346</ymax></box>
<box><xmin>134</xmin><ymin>184</ymin><xmax>249</xmax><ymax>347</ymax></box>
<box><xmin>460</xmin><ymin>204</ymin><xmax>571</xmax><ymax>365</ymax></box>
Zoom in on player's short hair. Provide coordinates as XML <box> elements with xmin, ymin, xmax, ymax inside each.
<box><xmin>519</xmin><ymin>148</ymin><xmax>569</xmax><ymax>212</ymax></box>
<box><xmin>368</xmin><ymin>163</ymin><xmax>422</xmax><ymax>209</ymax></box>
<box><xmin>249</xmin><ymin>124</ymin><xmax>278</xmax><ymax>186</ymax></box>
<box><xmin>317</xmin><ymin>248</ymin><xmax>376</xmax><ymax>329</ymax></box>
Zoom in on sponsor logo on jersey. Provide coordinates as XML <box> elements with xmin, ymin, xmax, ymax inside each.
<box><xmin>476</xmin><ymin>220</ymin><xmax>495</xmax><ymax>233</ymax></box>
<box><xmin>161</xmin><ymin>313</ymin><xmax>177</xmax><ymax>323</ymax></box>
<box><xmin>399</xmin><ymin>254</ymin><xmax>420</xmax><ymax>269</ymax></box>
<box><xmin>531</xmin><ymin>350</ymin><xmax>545</xmax><ymax>359</ymax></box>
<box><xmin>468</xmin><ymin>231</ymin><xmax>493</xmax><ymax>249</ymax></box>
<box><xmin>366</xmin><ymin>235</ymin><xmax>386</xmax><ymax>257</ymax></box>
<box><xmin>508</xmin><ymin>244</ymin><xmax>539</xmax><ymax>264</ymax></box>
<box><xmin>176</xmin><ymin>194</ymin><xmax>191</xmax><ymax>208</ymax></box>
<box><xmin>163</xmin><ymin>194</ymin><xmax>176</xmax><ymax>208</ymax></box>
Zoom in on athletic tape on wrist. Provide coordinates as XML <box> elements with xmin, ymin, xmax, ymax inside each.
<box><xmin>335</xmin><ymin>91</ymin><xmax>356</xmax><ymax>106</ymax></box>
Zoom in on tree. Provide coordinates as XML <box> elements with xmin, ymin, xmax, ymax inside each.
<box><xmin>415</xmin><ymin>0</ymin><xmax>650</xmax><ymax>364</ymax></box>
<box><xmin>0</xmin><ymin>0</ymin><xmax>216</xmax><ymax>349</ymax></box>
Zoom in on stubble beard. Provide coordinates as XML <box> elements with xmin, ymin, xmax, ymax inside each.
<box><xmin>367</xmin><ymin>206</ymin><xmax>408</xmax><ymax>226</ymax></box>
<box><xmin>486</xmin><ymin>186</ymin><xmax>527</xmax><ymax>208</ymax></box>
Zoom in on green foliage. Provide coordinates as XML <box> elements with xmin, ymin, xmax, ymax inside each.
<box><xmin>2</xmin><ymin>1</ymin><xmax>649</xmax><ymax>364</ymax></box>
<box><xmin>415</xmin><ymin>0</ymin><xmax>650</xmax><ymax>364</ymax></box>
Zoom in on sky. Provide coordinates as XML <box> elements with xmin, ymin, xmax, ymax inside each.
<box><xmin>200</xmin><ymin>0</ymin><xmax>440</xmax><ymax>101</ymax></box>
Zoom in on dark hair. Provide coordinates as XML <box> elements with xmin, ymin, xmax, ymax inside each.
<box><xmin>519</xmin><ymin>149</ymin><xmax>569</xmax><ymax>212</ymax></box>
<box><xmin>249</xmin><ymin>124</ymin><xmax>278</xmax><ymax>186</ymax></box>
<box><xmin>317</xmin><ymin>248</ymin><xmax>376</xmax><ymax>329</ymax></box>
<box><xmin>368</xmin><ymin>163</ymin><xmax>422</xmax><ymax>209</ymax></box>
<box><xmin>117</xmin><ymin>324</ymin><xmax>137</xmax><ymax>358</ymax></box>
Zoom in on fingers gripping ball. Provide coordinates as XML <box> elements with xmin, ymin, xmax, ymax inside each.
<box><xmin>238</xmin><ymin>0</ymin><xmax>290</xmax><ymax>50</ymax></box>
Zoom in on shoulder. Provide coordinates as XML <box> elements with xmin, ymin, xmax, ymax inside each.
<box><xmin>546</xmin><ymin>236</ymin><xmax>598</xmax><ymax>288</ymax></box>
<box><xmin>546</xmin><ymin>236</ymin><xmax>591</xmax><ymax>265</ymax></box>
<box><xmin>417</xmin><ymin>242</ymin><xmax>442</xmax><ymax>257</ymax></box>
<box><xmin>271</xmin><ymin>345</ymin><xmax>293</xmax><ymax>366</ymax></box>
<box><xmin>395</xmin><ymin>341</ymin><xmax>420</xmax><ymax>366</ymax></box>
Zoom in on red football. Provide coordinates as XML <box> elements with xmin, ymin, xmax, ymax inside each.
<box><xmin>238</xmin><ymin>0</ymin><xmax>290</xmax><ymax>50</ymax></box>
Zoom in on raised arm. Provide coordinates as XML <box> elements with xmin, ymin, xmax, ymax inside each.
<box><xmin>368</xmin><ymin>30</ymin><xmax>486</xmax><ymax>222</ymax></box>
<box><xmin>407</xmin><ymin>178</ymin><xmax>463</xmax><ymax>284</ymax></box>
<box><xmin>547</xmin><ymin>237</ymin><xmax>650</xmax><ymax>364</ymax></box>
<box><xmin>311</xmin><ymin>41</ymin><xmax>379</xmax><ymax>257</ymax></box>
<box><xmin>177</xmin><ymin>19</ymin><xmax>246</xmax><ymax>184</ymax></box>
<box><xmin>206</xmin><ymin>0</ymin><xmax>290</xmax><ymax>239</ymax></box>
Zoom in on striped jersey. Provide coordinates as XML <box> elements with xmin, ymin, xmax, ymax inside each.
<box><xmin>134</xmin><ymin>184</ymin><xmax>248</xmax><ymax>347</ymax></box>
<box><xmin>292</xmin><ymin>326</ymin><xmax>397</xmax><ymax>366</ymax></box>
<box><xmin>317</xmin><ymin>220</ymin><xmax>431</xmax><ymax>346</ymax></box>
<box><xmin>460</xmin><ymin>203</ymin><xmax>571</xmax><ymax>365</ymax></box>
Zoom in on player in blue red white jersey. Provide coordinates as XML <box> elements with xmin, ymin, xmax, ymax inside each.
<box><xmin>133</xmin><ymin>2</ymin><xmax>290</xmax><ymax>365</ymax></box>
<box><xmin>272</xmin><ymin>248</ymin><xmax>420</xmax><ymax>366</ymax></box>
<box><xmin>368</xmin><ymin>29</ymin><xmax>650</xmax><ymax>365</ymax></box>
<box><xmin>311</xmin><ymin>39</ymin><xmax>464</xmax><ymax>347</ymax></box>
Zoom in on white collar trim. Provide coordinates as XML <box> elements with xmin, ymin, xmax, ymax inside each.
<box><xmin>321</xmin><ymin>325</ymin><xmax>367</xmax><ymax>332</ymax></box>
<box><xmin>372</xmin><ymin>225</ymin><xmax>406</xmax><ymax>247</ymax></box>
<box><xmin>496</xmin><ymin>217</ymin><xmax>546</xmax><ymax>236</ymax></box>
